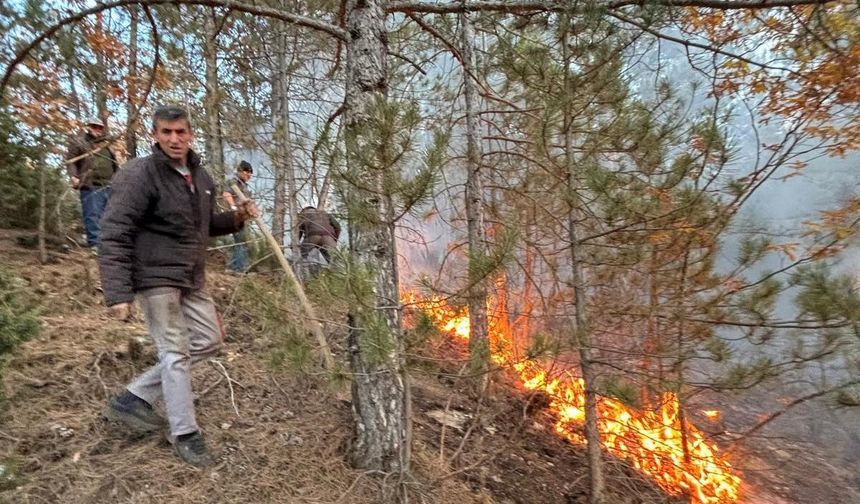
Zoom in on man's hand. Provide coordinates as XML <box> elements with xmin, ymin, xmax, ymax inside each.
<box><xmin>109</xmin><ymin>302</ymin><xmax>135</xmax><ymax>321</ymax></box>
<box><xmin>70</xmin><ymin>176</ymin><xmax>80</xmax><ymax>189</ymax></box>
<box><xmin>234</xmin><ymin>199</ymin><xmax>259</xmax><ymax>223</ymax></box>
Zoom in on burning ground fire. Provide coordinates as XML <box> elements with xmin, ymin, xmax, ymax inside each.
<box><xmin>404</xmin><ymin>292</ymin><xmax>742</xmax><ymax>504</ymax></box>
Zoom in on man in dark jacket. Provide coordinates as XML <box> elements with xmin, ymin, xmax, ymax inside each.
<box><xmin>66</xmin><ymin>117</ymin><xmax>119</xmax><ymax>249</ymax></box>
<box><xmin>298</xmin><ymin>205</ymin><xmax>341</xmax><ymax>263</ymax></box>
<box><xmin>98</xmin><ymin>106</ymin><xmax>258</xmax><ymax>467</ymax></box>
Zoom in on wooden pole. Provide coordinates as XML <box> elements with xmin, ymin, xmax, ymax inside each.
<box><xmin>230</xmin><ymin>182</ymin><xmax>335</xmax><ymax>371</ymax></box>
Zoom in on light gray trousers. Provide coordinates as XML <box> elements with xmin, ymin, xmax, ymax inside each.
<box><xmin>127</xmin><ymin>287</ymin><xmax>223</xmax><ymax>436</ymax></box>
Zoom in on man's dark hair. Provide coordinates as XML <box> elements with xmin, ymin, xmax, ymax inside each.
<box><xmin>152</xmin><ymin>105</ymin><xmax>192</xmax><ymax>131</ymax></box>
<box><xmin>238</xmin><ymin>160</ymin><xmax>253</xmax><ymax>173</ymax></box>
<box><xmin>302</xmin><ymin>206</ymin><xmax>316</xmax><ymax>211</ymax></box>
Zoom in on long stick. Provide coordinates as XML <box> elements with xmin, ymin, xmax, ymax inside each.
<box><xmin>230</xmin><ymin>183</ymin><xmax>335</xmax><ymax>371</ymax></box>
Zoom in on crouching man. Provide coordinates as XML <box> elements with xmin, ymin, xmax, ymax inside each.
<box><xmin>98</xmin><ymin>105</ymin><xmax>258</xmax><ymax>467</ymax></box>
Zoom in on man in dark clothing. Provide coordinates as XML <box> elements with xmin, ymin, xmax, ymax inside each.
<box><xmin>66</xmin><ymin>118</ymin><xmax>119</xmax><ymax>249</ymax></box>
<box><xmin>98</xmin><ymin>106</ymin><xmax>258</xmax><ymax>467</ymax></box>
<box><xmin>221</xmin><ymin>161</ymin><xmax>253</xmax><ymax>273</ymax></box>
<box><xmin>298</xmin><ymin>206</ymin><xmax>341</xmax><ymax>263</ymax></box>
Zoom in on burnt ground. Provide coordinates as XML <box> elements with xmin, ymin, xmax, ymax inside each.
<box><xmin>0</xmin><ymin>228</ymin><xmax>855</xmax><ymax>503</ymax></box>
<box><xmin>687</xmin><ymin>390</ymin><xmax>860</xmax><ymax>504</ymax></box>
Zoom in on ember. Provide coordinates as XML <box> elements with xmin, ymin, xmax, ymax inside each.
<box><xmin>405</xmin><ymin>291</ymin><xmax>742</xmax><ymax>504</ymax></box>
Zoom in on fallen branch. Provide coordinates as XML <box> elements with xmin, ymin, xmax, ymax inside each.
<box><xmin>210</xmin><ymin>359</ymin><xmax>240</xmax><ymax>417</ymax></box>
<box><xmin>90</xmin><ymin>351</ymin><xmax>110</xmax><ymax>399</ymax></box>
<box><xmin>199</xmin><ymin>375</ymin><xmax>225</xmax><ymax>397</ymax></box>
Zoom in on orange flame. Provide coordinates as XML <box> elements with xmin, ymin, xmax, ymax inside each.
<box><xmin>405</xmin><ymin>292</ymin><xmax>742</xmax><ymax>504</ymax></box>
<box><xmin>703</xmin><ymin>410</ymin><xmax>722</xmax><ymax>421</ymax></box>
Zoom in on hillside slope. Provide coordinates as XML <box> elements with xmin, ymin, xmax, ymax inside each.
<box><xmin>0</xmin><ymin>229</ymin><xmax>700</xmax><ymax>503</ymax></box>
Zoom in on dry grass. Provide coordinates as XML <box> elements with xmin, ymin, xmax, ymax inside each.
<box><xmin>0</xmin><ymin>233</ymin><xmax>476</xmax><ymax>504</ymax></box>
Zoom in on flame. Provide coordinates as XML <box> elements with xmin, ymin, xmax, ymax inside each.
<box><xmin>405</xmin><ymin>291</ymin><xmax>742</xmax><ymax>504</ymax></box>
<box><xmin>703</xmin><ymin>410</ymin><xmax>722</xmax><ymax>421</ymax></box>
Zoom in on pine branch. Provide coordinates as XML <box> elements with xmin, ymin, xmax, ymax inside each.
<box><xmin>607</xmin><ymin>11</ymin><xmax>800</xmax><ymax>76</ymax></box>
<box><xmin>387</xmin><ymin>0</ymin><xmax>837</xmax><ymax>15</ymax></box>
<box><xmin>1</xmin><ymin>0</ymin><xmax>346</xmax><ymax>98</ymax></box>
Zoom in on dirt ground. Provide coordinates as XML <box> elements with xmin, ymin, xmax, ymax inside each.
<box><xmin>0</xmin><ymin>229</ymin><xmax>855</xmax><ymax>504</ymax></box>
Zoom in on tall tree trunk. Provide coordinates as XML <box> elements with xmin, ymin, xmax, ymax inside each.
<box><xmin>271</xmin><ymin>28</ymin><xmax>288</xmax><ymax>245</ymax></box>
<box><xmin>562</xmin><ymin>14</ymin><xmax>606</xmax><ymax>504</ymax></box>
<box><xmin>37</xmin><ymin>159</ymin><xmax>47</xmax><ymax>264</ymax></box>
<box><xmin>675</xmin><ymin>249</ymin><xmax>692</xmax><ymax>468</ymax></box>
<box><xmin>519</xmin><ymin>202</ymin><xmax>536</xmax><ymax>356</ymax></box>
<box><xmin>126</xmin><ymin>5</ymin><xmax>139</xmax><ymax>159</ymax></box>
<box><xmin>203</xmin><ymin>8</ymin><xmax>225</xmax><ymax>181</ymax></box>
<box><xmin>643</xmin><ymin>248</ymin><xmax>660</xmax><ymax>405</ymax></box>
<box><xmin>343</xmin><ymin>0</ymin><xmax>409</xmax><ymax>475</ymax></box>
<box><xmin>94</xmin><ymin>14</ymin><xmax>108</xmax><ymax>124</ymax></box>
<box><xmin>459</xmin><ymin>8</ymin><xmax>490</xmax><ymax>384</ymax></box>
<box><xmin>273</xmin><ymin>14</ymin><xmax>300</xmax><ymax>249</ymax></box>
<box><xmin>67</xmin><ymin>64</ymin><xmax>82</xmax><ymax>121</ymax></box>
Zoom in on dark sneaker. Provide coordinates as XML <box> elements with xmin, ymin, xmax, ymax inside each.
<box><xmin>103</xmin><ymin>391</ymin><xmax>165</xmax><ymax>433</ymax></box>
<box><xmin>173</xmin><ymin>431</ymin><xmax>213</xmax><ymax>467</ymax></box>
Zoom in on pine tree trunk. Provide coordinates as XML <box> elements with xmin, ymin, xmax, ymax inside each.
<box><xmin>203</xmin><ymin>8</ymin><xmax>225</xmax><ymax>181</ymax></box>
<box><xmin>344</xmin><ymin>0</ymin><xmax>409</xmax><ymax>475</ymax></box>
<box><xmin>37</xmin><ymin>159</ymin><xmax>47</xmax><ymax>264</ymax></box>
<box><xmin>676</xmin><ymin>250</ymin><xmax>692</xmax><ymax>468</ymax></box>
<box><xmin>272</xmin><ymin>23</ymin><xmax>288</xmax><ymax>245</ymax></box>
<box><xmin>562</xmin><ymin>13</ymin><xmax>606</xmax><ymax>504</ymax></box>
<box><xmin>126</xmin><ymin>5</ymin><xmax>139</xmax><ymax>159</ymax></box>
<box><xmin>67</xmin><ymin>64</ymin><xmax>82</xmax><ymax>122</ymax></box>
<box><xmin>459</xmin><ymin>9</ymin><xmax>490</xmax><ymax>384</ymax></box>
<box><xmin>94</xmin><ymin>14</ymin><xmax>108</xmax><ymax>125</ymax></box>
<box><xmin>273</xmin><ymin>17</ymin><xmax>300</xmax><ymax>250</ymax></box>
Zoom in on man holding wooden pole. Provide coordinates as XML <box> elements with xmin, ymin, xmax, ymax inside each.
<box><xmin>98</xmin><ymin>105</ymin><xmax>258</xmax><ymax>467</ymax></box>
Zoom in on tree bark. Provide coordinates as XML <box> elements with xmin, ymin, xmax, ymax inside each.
<box><xmin>562</xmin><ymin>11</ymin><xmax>606</xmax><ymax>504</ymax></box>
<box><xmin>126</xmin><ymin>5</ymin><xmax>139</xmax><ymax>159</ymax></box>
<box><xmin>37</xmin><ymin>158</ymin><xmax>48</xmax><ymax>264</ymax></box>
<box><xmin>272</xmin><ymin>23</ymin><xmax>288</xmax><ymax>245</ymax></box>
<box><xmin>203</xmin><ymin>7</ymin><xmax>225</xmax><ymax>181</ymax></box>
<box><xmin>272</xmin><ymin>11</ymin><xmax>300</xmax><ymax>250</ymax></box>
<box><xmin>459</xmin><ymin>7</ymin><xmax>490</xmax><ymax>384</ymax></box>
<box><xmin>343</xmin><ymin>0</ymin><xmax>409</xmax><ymax>475</ymax></box>
<box><xmin>93</xmin><ymin>14</ymin><xmax>109</xmax><ymax>125</ymax></box>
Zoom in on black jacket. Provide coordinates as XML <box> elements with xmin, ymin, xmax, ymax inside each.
<box><xmin>99</xmin><ymin>145</ymin><xmax>242</xmax><ymax>306</ymax></box>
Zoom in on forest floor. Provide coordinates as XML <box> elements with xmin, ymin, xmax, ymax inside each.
<box><xmin>0</xmin><ymin>228</ymin><xmax>856</xmax><ymax>504</ymax></box>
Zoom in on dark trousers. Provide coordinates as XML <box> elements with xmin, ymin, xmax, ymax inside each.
<box><xmin>300</xmin><ymin>234</ymin><xmax>336</xmax><ymax>263</ymax></box>
<box><xmin>80</xmin><ymin>186</ymin><xmax>109</xmax><ymax>247</ymax></box>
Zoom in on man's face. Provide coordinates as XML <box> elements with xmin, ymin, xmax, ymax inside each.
<box><xmin>153</xmin><ymin>118</ymin><xmax>193</xmax><ymax>162</ymax></box>
<box><xmin>239</xmin><ymin>170</ymin><xmax>252</xmax><ymax>182</ymax></box>
<box><xmin>88</xmin><ymin>124</ymin><xmax>105</xmax><ymax>137</ymax></box>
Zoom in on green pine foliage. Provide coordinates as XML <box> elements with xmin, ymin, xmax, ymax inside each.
<box><xmin>0</xmin><ymin>268</ymin><xmax>41</xmax><ymax>401</ymax></box>
<box><xmin>0</xmin><ymin>110</ymin><xmax>74</xmax><ymax>232</ymax></box>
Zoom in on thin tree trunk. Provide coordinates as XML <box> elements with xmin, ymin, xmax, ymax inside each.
<box><xmin>676</xmin><ymin>250</ymin><xmax>692</xmax><ymax>468</ymax></box>
<box><xmin>343</xmin><ymin>0</ymin><xmax>409</xmax><ymax>475</ymax></box>
<box><xmin>273</xmin><ymin>13</ymin><xmax>300</xmax><ymax>250</ymax></box>
<box><xmin>643</xmin><ymin>248</ymin><xmax>659</xmax><ymax>405</ymax></box>
<box><xmin>94</xmin><ymin>14</ymin><xmax>108</xmax><ymax>124</ymax></box>
<box><xmin>203</xmin><ymin>8</ymin><xmax>225</xmax><ymax>181</ymax></box>
<box><xmin>126</xmin><ymin>5</ymin><xmax>139</xmax><ymax>159</ymax></box>
<box><xmin>37</xmin><ymin>159</ymin><xmax>48</xmax><ymax>264</ymax></box>
<box><xmin>459</xmin><ymin>7</ymin><xmax>490</xmax><ymax>385</ymax></box>
<box><xmin>67</xmin><ymin>64</ymin><xmax>82</xmax><ymax>121</ymax></box>
<box><xmin>272</xmin><ymin>25</ymin><xmax>288</xmax><ymax>245</ymax></box>
<box><xmin>520</xmin><ymin>217</ymin><xmax>534</xmax><ymax>356</ymax></box>
<box><xmin>317</xmin><ymin>128</ymin><xmax>338</xmax><ymax>210</ymax></box>
<box><xmin>562</xmin><ymin>13</ymin><xmax>606</xmax><ymax>504</ymax></box>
